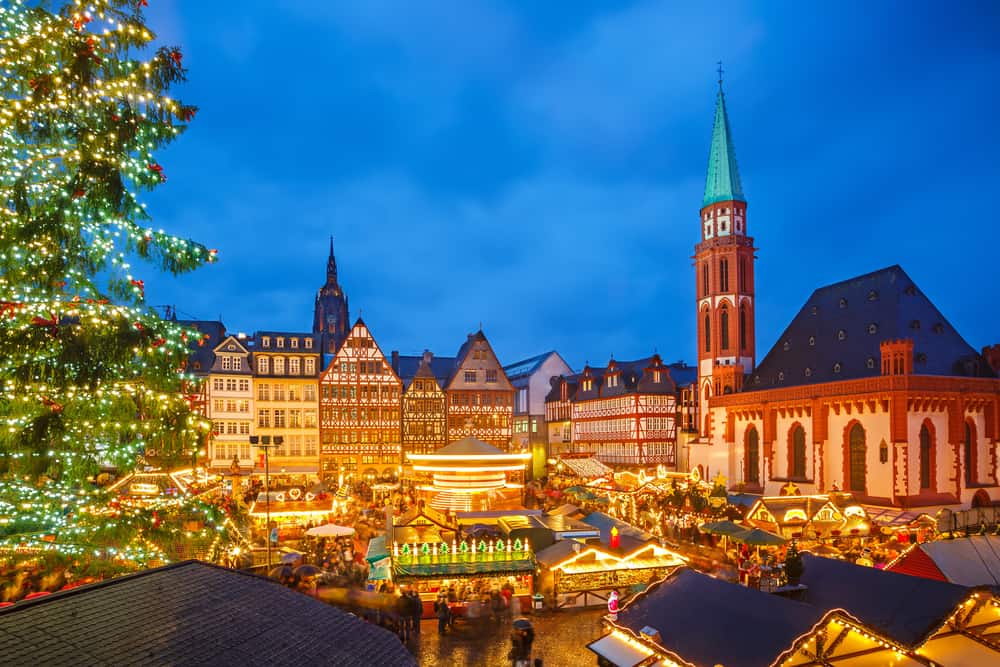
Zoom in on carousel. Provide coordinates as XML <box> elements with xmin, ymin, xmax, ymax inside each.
<box><xmin>406</xmin><ymin>437</ymin><xmax>531</xmax><ymax>512</ymax></box>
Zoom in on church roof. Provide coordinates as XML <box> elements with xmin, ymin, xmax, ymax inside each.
<box><xmin>703</xmin><ymin>86</ymin><xmax>745</xmax><ymax>207</ymax></box>
<box><xmin>749</xmin><ymin>265</ymin><xmax>995</xmax><ymax>390</ymax></box>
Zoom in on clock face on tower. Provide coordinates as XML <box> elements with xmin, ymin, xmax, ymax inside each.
<box><xmin>326</xmin><ymin>313</ymin><xmax>337</xmax><ymax>327</ymax></box>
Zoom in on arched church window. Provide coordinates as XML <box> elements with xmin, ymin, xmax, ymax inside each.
<box><xmin>739</xmin><ymin>306</ymin><xmax>748</xmax><ymax>350</ymax></box>
<box><xmin>965</xmin><ymin>421</ymin><xmax>976</xmax><ymax>486</ymax></box>
<box><xmin>746</xmin><ymin>427</ymin><xmax>760</xmax><ymax>484</ymax></box>
<box><xmin>848</xmin><ymin>424</ymin><xmax>866</xmax><ymax>493</ymax></box>
<box><xmin>720</xmin><ymin>259</ymin><xmax>730</xmax><ymax>291</ymax></box>
<box><xmin>919</xmin><ymin>424</ymin><xmax>933</xmax><ymax>490</ymax></box>
<box><xmin>704</xmin><ymin>313</ymin><xmax>711</xmax><ymax>352</ymax></box>
<box><xmin>720</xmin><ymin>308</ymin><xmax>730</xmax><ymax>350</ymax></box>
<box><xmin>790</xmin><ymin>426</ymin><xmax>806</xmax><ymax>479</ymax></box>
<box><xmin>702</xmin><ymin>263</ymin><xmax>709</xmax><ymax>297</ymax></box>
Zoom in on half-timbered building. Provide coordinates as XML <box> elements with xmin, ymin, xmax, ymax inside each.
<box><xmin>393</xmin><ymin>350</ymin><xmax>450</xmax><ymax>459</ymax></box>
<box><xmin>687</xmin><ymin>83</ymin><xmax>1000</xmax><ymax>509</ymax></box>
<box><xmin>443</xmin><ymin>330</ymin><xmax>515</xmax><ymax>451</ymax></box>
<box><xmin>318</xmin><ymin>319</ymin><xmax>402</xmax><ymax>481</ymax></box>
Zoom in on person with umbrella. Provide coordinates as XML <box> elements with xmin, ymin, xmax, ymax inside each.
<box><xmin>509</xmin><ymin>618</ymin><xmax>534</xmax><ymax>667</ymax></box>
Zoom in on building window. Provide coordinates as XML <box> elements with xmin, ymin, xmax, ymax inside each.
<box><xmin>291</xmin><ymin>338</ymin><xmax>299</xmax><ymax>349</ymax></box>
<box><xmin>848</xmin><ymin>423</ymin><xmax>866</xmax><ymax>493</ymax></box>
<box><xmin>274</xmin><ymin>409</ymin><xmax>286</xmax><ymax>428</ymax></box>
<box><xmin>720</xmin><ymin>259</ymin><xmax>729</xmax><ymax>292</ymax></box>
<box><xmin>239</xmin><ymin>379</ymin><xmax>249</xmax><ymax>392</ymax></box>
<box><xmin>305</xmin><ymin>338</ymin><xmax>313</xmax><ymax>350</ymax></box>
<box><xmin>221</xmin><ymin>356</ymin><xmax>233</xmax><ymax>371</ymax></box>
<box><xmin>833</xmin><ymin>363</ymin><xmax>842</xmax><ymax>374</ymax></box>
<box><xmin>868</xmin><ymin>290</ymin><xmax>879</xmax><ymax>301</ymax></box>
<box><xmin>465</xmin><ymin>370</ymin><xmax>476</xmax><ymax>383</ymax></box>
<box><xmin>965</xmin><ymin>421</ymin><xmax>977</xmax><ymax>486</ymax></box>
<box><xmin>702</xmin><ymin>263</ymin><xmax>709</xmax><ymax>297</ymax></box>
<box><xmin>790</xmin><ymin>425</ymin><xmax>806</xmax><ymax>479</ymax></box>
<box><xmin>866</xmin><ymin>357</ymin><xmax>875</xmax><ymax>369</ymax></box>
<box><xmin>804</xmin><ymin>368</ymin><xmax>812</xmax><ymax>377</ymax></box>
<box><xmin>720</xmin><ymin>307</ymin><xmax>730</xmax><ymax>350</ymax></box>
<box><xmin>305</xmin><ymin>358</ymin><xmax>315</xmax><ymax>375</ymax></box>
<box><xmin>485</xmin><ymin>369</ymin><xmax>497</xmax><ymax>383</ymax></box>
<box><xmin>739</xmin><ymin>306</ymin><xmax>747</xmax><ymax>350</ymax></box>
<box><xmin>919</xmin><ymin>423</ymin><xmax>933</xmax><ymax>490</ymax></box>
<box><xmin>258</xmin><ymin>409</ymin><xmax>269</xmax><ymax>427</ymax></box>
<box><xmin>868</xmin><ymin>323</ymin><xmax>878</xmax><ymax>335</ymax></box>
<box><xmin>276</xmin><ymin>338</ymin><xmax>285</xmax><ymax>348</ymax></box>
<box><xmin>289</xmin><ymin>358</ymin><xmax>301</xmax><ymax>375</ymax></box>
<box><xmin>704</xmin><ymin>313</ymin><xmax>711</xmax><ymax>352</ymax></box>
<box><xmin>273</xmin><ymin>357</ymin><xmax>285</xmax><ymax>375</ymax></box>
<box><xmin>739</xmin><ymin>257</ymin><xmax>746</xmax><ymax>288</ymax></box>
<box><xmin>258</xmin><ymin>357</ymin><xmax>269</xmax><ymax>374</ymax></box>
<box><xmin>837</xmin><ymin>329</ymin><xmax>846</xmax><ymax>341</ymax></box>
<box><xmin>746</xmin><ymin>427</ymin><xmax>759</xmax><ymax>484</ymax></box>
<box><xmin>257</xmin><ymin>384</ymin><xmax>269</xmax><ymax>401</ymax></box>
<box><xmin>653</xmin><ymin>370</ymin><xmax>661</xmax><ymax>383</ymax></box>
<box><xmin>839</xmin><ymin>298</ymin><xmax>848</xmax><ymax>309</ymax></box>
<box><xmin>262</xmin><ymin>337</ymin><xmax>270</xmax><ymax>348</ymax></box>
<box><xmin>273</xmin><ymin>384</ymin><xmax>285</xmax><ymax>401</ymax></box>
<box><xmin>808</xmin><ymin>336</ymin><xmax>815</xmax><ymax>346</ymax></box>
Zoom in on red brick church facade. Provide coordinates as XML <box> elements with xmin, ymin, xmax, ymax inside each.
<box><xmin>688</xmin><ymin>84</ymin><xmax>1000</xmax><ymax>509</ymax></box>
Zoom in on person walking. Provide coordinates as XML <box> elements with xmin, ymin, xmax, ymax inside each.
<box><xmin>409</xmin><ymin>590</ymin><xmax>423</xmax><ymax>637</ymax></box>
<box><xmin>434</xmin><ymin>595</ymin><xmax>450</xmax><ymax>635</ymax></box>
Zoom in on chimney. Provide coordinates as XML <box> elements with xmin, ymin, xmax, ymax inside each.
<box><xmin>391</xmin><ymin>350</ymin><xmax>399</xmax><ymax>371</ymax></box>
<box><xmin>423</xmin><ymin>349</ymin><xmax>433</xmax><ymax>365</ymax></box>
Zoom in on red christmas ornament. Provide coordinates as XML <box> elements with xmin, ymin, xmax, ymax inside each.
<box><xmin>71</xmin><ymin>189</ymin><xmax>85</xmax><ymax>199</ymax></box>
<box><xmin>134</xmin><ymin>322</ymin><xmax>145</xmax><ymax>331</ymax></box>
<box><xmin>72</xmin><ymin>15</ymin><xmax>92</xmax><ymax>31</ymax></box>
<box><xmin>0</xmin><ymin>302</ymin><xmax>23</xmax><ymax>319</ymax></box>
<box><xmin>181</xmin><ymin>108</ymin><xmax>196</xmax><ymax>122</ymax></box>
<box><xmin>152</xmin><ymin>510</ymin><xmax>160</xmax><ymax>528</ymax></box>
<box><xmin>148</xmin><ymin>163</ymin><xmax>166</xmax><ymax>183</ymax></box>
<box><xmin>130</xmin><ymin>279</ymin><xmax>145</xmax><ymax>298</ymax></box>
<box><xmin>40</xmin><ymin>396</ymin><xmax>64</xmax><ymax>413</ymax></box>
<box><xmin>207</xmin><ymin>248</ymin><xmax>218</xmax><ymax>262</ymax></box>
<box><xmin>169</xmin><ymin>49</ymin><xmax>183</xmax><ymax>66</ymax></box>
<box><xmin>111</xmin><ymin>114</ymin><xmax>120</xmax><ymax>122</ymax></box>
<box><xmin>151</xmin><ymin>337</ymin><xmax>166</xmax><ymax>348</ymax></box>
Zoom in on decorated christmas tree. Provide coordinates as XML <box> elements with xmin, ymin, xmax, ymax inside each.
<box><xmin>0</xmin><ymin>0</ymin><xmax>215</xmax><ymax>577</ymax></box>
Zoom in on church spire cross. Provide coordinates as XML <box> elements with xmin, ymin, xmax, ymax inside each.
<box><xmin>716</xmin><ymin>60</ymin><xmax>724</xmax><ymax>90</ymax></box>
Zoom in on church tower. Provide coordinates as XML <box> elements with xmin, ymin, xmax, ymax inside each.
<box><xmin>313</xmin><ymin>237</ymin><xmax>350</xmax><ymax>354</ymax></box>
<box><xmin>695</xmin><ymin>77</ymin><xmax>756</xmax><ymax>431</ymax></box>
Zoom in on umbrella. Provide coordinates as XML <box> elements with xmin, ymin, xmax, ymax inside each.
<box><xmin>734</xmin><ymin>528</ymin><xmax>787</xmax><ymax>546</ymax></box>
<box><xmin>564</xmin><ymin>486</ymin><xmax>586</xmax><ymax>495</ymax></box>
<box><xmin>699</xmin><ymin>520</ymin><xmax>749</xmax><ymax>538</ymax></box>
<box><xmin>280</xmin><ymin>550</ymin><xmax>303</xmax><ymax>564</ymax></box>
<box><xmin>268</xmin><ymin>565</ymin><xmax>293</xmax><ymax>579</ymax></box>
<box><xmin>294</xmin><ymin>564</ymin><xmax>323</xmax><ymax>578</ymax></box>
<box><xmin>306</xmin><ymin>523</ymin><xmax>355</xmax><ymax>538</ymax></box>
<box><xmin>805</xmin><ymin>543</ymin><xmax>841</xmax><ymax>557</ymax></box>
<box><xmin>512</xmin><ymin>617</ymin><xmax>533</xmax><ymax>630</ymax></box>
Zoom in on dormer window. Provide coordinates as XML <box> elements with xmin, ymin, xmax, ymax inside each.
<box><xmin>276</xmin><ymin>338</ymin><xmax>285</xmax><ymax>349</ymax></box>
<box><xmin>839</xmin><ymin>298</ymin><xmax>848</xmax><ymax>309</ymax></box>
<box><xmin>910</xmin><ymin>320</ymin><xmax>921</xmax><ymax>330</ymax></box>
<box><xmin>804</xmin><ymin>368</ymin><xmax>812</xmax><ymax>377</ymax></box>
<box><xmin>916</xmin><ymin>352</ymin><xmax>928</xmax><ymax>363</ymax></box>
<box><xmin>866</xmin><ymin>357</ymin><xmax>875</xmax><ymax>369</ymax></box>
<box><xmin>783</xmin><ymin>341</ymin><xmax>791</xmax><ymax>352</ymax></box>
<box><xmin>867</xmin><ymin>290</ymin><xmax>879</xmax><ymax>301</ymax></box>
<box><xmin>905</xmin><ymin>285</ymin><xmax>917</xmax><ymax>296</ymax></box>
<box><xmin>837</xmin><ymin>329</ymin><xmax>846</xmax><ymax>341</ymax></box>
<box><xmin>304</xmin><ymin>338</ymin><xmax>313</xmax><ymax>350</ymax></box>
<box><xmin>262</xmin><ymin>337</ymin><xmax>270</xmax><ymax>348</ymax></box>
<box><xmin>291</xmin><ymin>338</ymin><xmax>299</xmax><ymax>349</ymax></box>
<box><xmin>833</xmin><ymin>362</ymin><xmax>842</xmax><ymax>374</ymax></box>
<box><xmin>653</xmin><ymin>370</ymin><xmax>662</xmax><ymax>383</ymax></box>
<box><xmin>808</xmin><ymin>336</ymin><xmax>816</xmax><ymax>346</ymax></box>
<box><xmin>868</xmin><ymin>323</ymin><xmax>878</xmax><ymax>335</ymax></box>
<box><xmin>777</xmin><ymin>372</ymin><xmax>785</xmax><ymax>382</ymax></box>
<box><xmin>933</xmin><ymin>323</ymin><xmax>944</xmax><ymax>334</ymax></box>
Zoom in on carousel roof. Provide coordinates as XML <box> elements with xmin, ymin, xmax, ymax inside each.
<box><xmin>0</xmin><ymin>561</ymin><xmax>415</xmax><ymax>666</ymax></box>
<box><xmin>433</xmin><ymin>437</ymin><xmax>505</xmax><ymax>457</ymax></box>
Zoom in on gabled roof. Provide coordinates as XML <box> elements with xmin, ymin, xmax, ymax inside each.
<box><xmin>544</xmin><ymin>373</ymin><xmax>581</xmax><ymax>404</ymax></box>
<box><xmin>617</xmin><ymin>568</ymin><xmax>824</xmax><ymax>667</ymax></box>
<box><xmin>890</xmin><ymin>536</ymin><xmax>1000</xmax><ymax>588</ymax></box>
<box><xmin>799</xmin><ymin>552</ymin><xmax>970</xmax><ymax>646</ymax></box>
<box><xmin>571</xmin><ymin>356</ymin><xmax>678</xmax><ymax>400</ymax></box>
<box><xmin>703</xmin><ymin>86</ymin><xmax>745</xmax><ymax>207</ymax></box>
<box><xmin>176</xmin><ymin>319</ymin><xmax>225</xmax><ymax>374</ymax></box>
<box><xmin>393</xmin><ymin>351</ymin><xmax>455</xmax><ymax>390</ymax></box>
<box><xmin>503</xmin><ymin>351</ymin><xmax>570</xmax><ymax>381</ymax></box>
<box><xmin>749</xmin><ymin>265</ymin><xmax>996</xmax><ymax>390</ymax></box>
<box><xmin>0</xmin><ymin>560</ymin><xmax>415</xmax><ymax>666</ymax></box>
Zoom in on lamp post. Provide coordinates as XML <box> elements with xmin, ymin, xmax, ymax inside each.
<box><xmin>251</xmin><ymin>434</ymin><xmax>283</xmax><ymax>569</ymax></box>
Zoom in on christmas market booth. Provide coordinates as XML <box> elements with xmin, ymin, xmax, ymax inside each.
<box><xmin>389</xmin><ymin>506</ymin><xmax>536</xmax><ymax>617</ymax></box>
<box><xmin>106</xmin><ymin>467</ymin><xmax>221</xmax><ymax>506</ymax></box>
<box><xmin>248</xmin><ymin>486</ymin><xmax>336</xmax><ymax>541</ymax></box>
<box><xmin>744</xmin><ymin>492</ymin><xmax>873</xmax><ymax>540</ymax></box>
<box><xmin>536</xmin><ymin>533</ymin><xmax>686</xmax><ymax>609</ymax></box>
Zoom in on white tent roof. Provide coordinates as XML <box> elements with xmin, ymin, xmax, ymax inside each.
<box><xmin>561</xmin><ymin>457</ymin><xmax>612</xmax><ymax>478</ymax></box>
<box><xmin>919</xmin><ymin>536</ymin><xmax>1000</xmax><ymax>587</ymax></box>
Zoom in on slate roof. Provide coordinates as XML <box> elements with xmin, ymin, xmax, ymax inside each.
<box><xmin>749</xmin><ymin>265</ymin><xmax>996</xmax><ymax>390</ymax></box>
<box><xmin>572</xmin><ymin>355</ymin><xmax>678</xmax><ymax>402</ymax></box>
<box><xmin>617</xmin><ymin>568</ymin><xmax>825</xmax><ymax>667</ymax></box>
<box><xmin>176</xmin><ymin>320</ymin><xmax>225</xmax><ymax>375</ymax></box>
<box><xmin>0</xmin><ymin>560</ymin><xmax>415</xmax><ymax>667</ymax></box>
<box><xmin>503</xmin><ymin>351</ymin><xmax>570</xmax><ymax>383</ymax></box>
<box><xmin>665</xmin><ymin>361</ymin><xmax>697</xmax><ymax>388</ymax></box>
<box><xmin>392</xmin><ymin>351</ymin><xmax>455</xmax><ymax>390</ymax></box>
<box><xmin>799</xmin><ymin>552</ymin><xmax>970</xmax><ymax>646</ymax></box>
<box><xmin>544</xmin><ymin>373</ymin><xmax>580</xmax><ymax>404</ymax></box>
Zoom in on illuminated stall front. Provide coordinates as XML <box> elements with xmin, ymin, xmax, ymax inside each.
<box><xmin>248</xmin><ymin>487</ymin><xmax>336</xmax><ymax>541</ymax></box>
<box><xmin>107</xmin><ymin>468</ymin><xmax>221</xmax><ymax>506</ymax></box>
<box><xmin>389</xmin><ymin>507</ymin><xmax>536</xmax><ymax>616</ymax></box>
<box><xmin>406</xmin><ymin>437</ymin><xmax>531</xmax><ymax>512</ymax></box>
<box><xmin>745</xmin><ymin>492</ymin><xmax>871</xmax><ymax>540</ymax></box>
<box><xmin>536</xmin><ymin>537</ymin><xmax>686</xmax><ymax>609</ymax></box>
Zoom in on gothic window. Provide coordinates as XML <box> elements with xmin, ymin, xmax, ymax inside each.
<box><xmin>746</xmin><ymin>427</ymin><xmax>760</xmax><ymax>484</ymax></box>
<box><xmin>702</xmin><ymin>263</ymin><xmax>709</xmax><ymax>297</ymax></box>
<box><xmin>738</xmin><ymin>257</ymin><xmax>746</xmax><ymax>288</ymax></box>
<box><xmin>965</xmin><ymin>421</ymin><xmax>976</xmax><ymax>486</ymax></box>
<box><xmin>739</xmin><ymin>306</ymin><xmax>748</xmax><ymax>350</ymax></box>
<box><xmin>790</xmin><ymin>425</ymin><xmax>806</xmax><ymax>479</ymax></box>
<box><xmin>919</xmin><ymin>423</ymin><xmax>933</xmax><ymax>490</ymax></box>
<box><xmin>720</xmin><ymin>259</ymin><xmax>730</xmax><ymax>291</ymax></box>
<box><xmin>848</xmin><ymin>423</ymin><xmax>866</xmax><ymax>493</ymax></box>
<box><xmin>720</xmin><ymin>308</ymin><xmax>730</xmax><ymax>350</ymax></box>
<box><xmin>704</xmin><ymin>312</ymin><xmax>711</xmax><ymax>352</ymax></box>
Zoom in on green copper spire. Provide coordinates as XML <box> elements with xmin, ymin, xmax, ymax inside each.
<box><xmin>702</xmin><ymin>84</ymin><xmax>745</xmax><ymax>207</ymax></box>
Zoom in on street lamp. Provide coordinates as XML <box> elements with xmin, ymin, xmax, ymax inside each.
<box><xmin>250</xmin><ymin>434</ymin><xmax>283</xmax><ymax>569</ymax></box>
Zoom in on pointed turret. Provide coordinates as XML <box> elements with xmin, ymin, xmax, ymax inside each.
<box><xmin>703</xmin><ymin>85</ymin><xmax>745</xmax><ymax>207</ymax></box>
<box><xmin>326</xmin><ymin>236</ymin><xmax>338</xmax><ymax>284</ymax></box>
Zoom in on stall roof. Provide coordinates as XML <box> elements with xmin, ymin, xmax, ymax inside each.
<box><xmin>365</xmin><ymin>535</ymin><xmax>388</xmax><ymax>564</ymax></box>
<box><xmin>533</xmin><ymin>514</ymin><xmax>599</xmax><ymax>538</ymax></box>
<box><xmin>0</xmin><ymin>560</ymin><xmax>415</xmax><ymax>666</ymax></box>
<box><xmin>587</xmin><ymin>632</ymin><xmax>655</xmax><ymax>667</ymax></box>
<box><xmin>616</xmin><ymin>568</ymin><xmax>826</xmax><ymax>667</ymax></box>
<box><xmin>535</xmin><ymin>540</ymin><xmax>585</xmax><ymax>569</ymax></box>
<box><xmin>547</xmin><ymin>503</ymin><xmax>583</xmax><ymax>517</ymax></box>
<box><xmin>560</xmin><ymin>457</ymin><xmax>613</xmax><ymax>478</ymax></box>
<box><xmin>889</xmin><ymin>536</ymin><xmax>1000</xmax><ymax>588</ymax></box>
<box><xmin>800</xmin><ymin>553</ymin><xmax>970</xmax><ymax>647</ymax></box>
<box><xmin>581</xmin><ymin>512</ymin><xmax>654</xmax><ymax>544</ymax></box>
<box><xmin>863</xmin><ymin>505</ymin><xmax>938</xmax><ymax>527</ymax></box>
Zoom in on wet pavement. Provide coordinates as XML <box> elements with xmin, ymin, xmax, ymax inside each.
<box><xmin>408</xmin><ymin>607</ymin><xmax>607</xmax><ymax>666</ymax></box>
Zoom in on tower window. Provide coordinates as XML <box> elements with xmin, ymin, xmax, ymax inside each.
<box><xmin>720</xmin><ymin>307</ymin><xmax>730</xmax><ymax>350</ymax></box>
<box><xmin>720</xmin><ymin>259</ymin><xmax>729</xmax><ymax>292</ymax></box>
<box><xmin>702</xmin><ymin>263</ymin><xmax>709</xmax><ymax>297</ymax></box>
<box><xmin>738</xmin><ymin>257</ymin><xmax>746</xmax><ymax>289</ymax></box>
<box><xmin>739</xmin><ymin>306</ymin><xmax>748</xmax><ymax>350</ymax></box>
<box><xmin>704</xmin><ymin>312</ymin><xmax>711</xmax><ymax>352</ymax></box>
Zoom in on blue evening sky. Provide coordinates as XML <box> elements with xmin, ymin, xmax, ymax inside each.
<box><xmin>141</xmin><ymin>1</ymin><xmax>1000</xmax><ymax>372</ymax></box>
